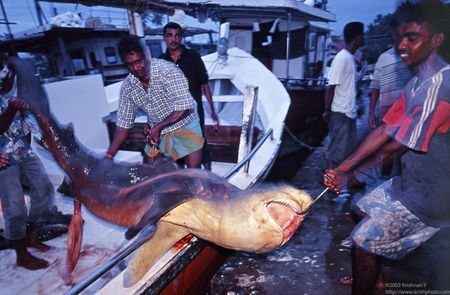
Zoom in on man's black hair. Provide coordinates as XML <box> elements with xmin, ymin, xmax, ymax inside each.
<box><xmin>392</xmin><ymin>0</ymin><xmax>449</xmax><ymax>35</ymax></box>
<box><xmin>343</xmin><ymin>22</ymin><xmax>364</xmax><ymax>44</ymax></box>
<box><xmin>117</xmin><ymin>35</ymin><xmax>147</xmax><ymax>59</ymax></box>
<box><xmin>163</xmin><ymin>22</ymin><xmax>183</xmax><ymax>35</ymax></box>
<box><xmin>0</xmin><ymin>43</ymin><xmax>11</xmax><ymax>67</ymax></box>
<box><xmin>393</xmin><ymin>0</ymin><xmax>450</xmax><ymax>62</ymax></box>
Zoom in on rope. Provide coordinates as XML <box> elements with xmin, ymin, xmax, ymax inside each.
<box><xmin>283</xmin><ymin>125</ymin><xmax>322</xmax><ymax>151</ymax></box>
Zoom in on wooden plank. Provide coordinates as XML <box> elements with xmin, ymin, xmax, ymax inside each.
<box><xmin>238</xmin><ymin>86</ymin><xmax>258</xmax><ymax>165</ymax></box>
<box><xmin>159</xmin><ymin>244</ymin><xmax>230</xmax><ymax>295</ymax></box>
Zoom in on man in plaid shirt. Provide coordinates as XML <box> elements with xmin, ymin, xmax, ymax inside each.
<box><xmin>106</xmin><ymin>35</ymin><xmax>204</xmax><ymax>168</ymax></box>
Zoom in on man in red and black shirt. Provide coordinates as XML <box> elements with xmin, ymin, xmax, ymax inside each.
<box><xmin>324</xmin><ymin>1</ymin><xmax>450</xmax><ymax>294</ymax></box>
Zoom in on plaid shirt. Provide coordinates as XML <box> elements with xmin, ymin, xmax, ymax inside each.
<box><xmin>0</xmin><ymin>96</ymin><xmax>34</xmax><ymax>165</ymax></box>
<box><xmin>116</xmin><ymin>58</ymin><xmax>197</xmax><ymax>134</ymax></box>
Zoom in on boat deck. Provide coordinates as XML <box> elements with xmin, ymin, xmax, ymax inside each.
<box><xmin>0</xmin><ymin>152</ymin><xmax>236</xmax><ymax>294</ymax></box>
<box><xmin>0</xmin><ymin>192</ymin><xmax>125</xmax><ymax>294</ymax></box>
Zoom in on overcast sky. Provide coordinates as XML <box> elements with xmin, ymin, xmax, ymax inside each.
<box><xmin>327</xmin><ymin>0</ymin><xmax>399</xmax><ymax>34</ymax></box>
<box><xmin>1</xmin><ymin>1</ymin><xmax>126</xmax><ymax>35</ymax></box>
<box><xmin>0</xmin><ymin>0</ymin><xmax>436</xmax><ymax>37</ymax></box>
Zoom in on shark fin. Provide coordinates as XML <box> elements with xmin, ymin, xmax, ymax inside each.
<box><xmin>123</xmin><ymin>222</ymin><xmax>189</xmax><ymax>287</ymax></box>
<box><xmin>63</xmin><ymin>198</ymin><xmax>83</xmax><ymax>285</ymax></box>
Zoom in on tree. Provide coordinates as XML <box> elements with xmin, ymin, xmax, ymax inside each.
<box><xmin>362</xmin><ymin>13</ymin><xmax>394</xmax><ymax>64</ymax></box>
<box><xmin>142</xmin><ymin>12</ymin><xmax>165</xmax><ymax>29</ymax></box>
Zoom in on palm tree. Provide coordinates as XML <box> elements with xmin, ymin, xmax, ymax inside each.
<box><xmin>142</xmin><ymin>12</ymin><xmax>165</xmax><ymax>29</ymax></box>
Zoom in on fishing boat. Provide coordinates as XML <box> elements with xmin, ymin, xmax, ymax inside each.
<box><xmin>0</xmin><ymin>45</ymin><xmax>290</xmax><ymax>295</ymax></box>
<box><xmin>1</xmin><ymin>25</ymin><xmax>210</xmax><ymax>86</ymax></box>
<box><xmin>1</xmin><ymin>1</ymin><xmax>335</xmax><ymax>294</ymax></box>
<box><xmin>78</xmin><ymin>44</ymin><xmax>292</xmax><ymax>295</ymax></box>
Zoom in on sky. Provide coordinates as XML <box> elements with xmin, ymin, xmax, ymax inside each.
<box><xmin>327</xmin><ymin>0</ymin><xmax>399</xmax><ymax>35</ymax></box>
<box><xmin>0</xmin><ymin>1</ymin><xmax>127</xmax><ymax>35</ymax></box>
<box><xmin>0</xmin><ymin>0</ymin><xmax>416</xmax><ymax>37</ymax></box>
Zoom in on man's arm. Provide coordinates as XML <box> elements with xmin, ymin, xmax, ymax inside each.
<box><xmin>323</xmin><ymin>123</ymin><xmax>401</xmax><ymax>193</ymax></box>
<box><xmin>0</xmin><ymin>98</ymin><xmax>29</xmax><ymax>134</ymax></box>
<box><xmin>0</xmin><ymin>152</ymin><xmax>8</xmax><ymax>168</ymax></box>
<box><xmin>368</xmin><ymin>56</ymin><xmax>381</xmax><ymax>129</ymax></box>
<box><xmin>349</xmin><ymin>139</ymin><xmax>407</xmax><ymax>185</ymax></box>
<box><xmin>340</xmin><ymin>124</ymin><xmax>394</xmax><ymax>171</ymax></box>
<box><xmin>368</xmin><ymin>88</ymin><xmax>380</xmax><ymax>129</ymax></box>
<box><xmin>146</xmin><ymin>109</ymin><xmax>192</xmax><ymax>144</ymax></box>
<box><xmin>0</xmin><ymin>63</ymin><xmax>16</xmax><ymax>95</ymax></box>
<box><xmin>322</xmin><ymin>84</ymin><xmax>335</xmax><ymax>123</ymax></box>
<box><xmin>201</xmin><ymin>83</ymin><xmax>219</xmax><ymax>130</ymax></box>
<box><xmin>105</xmin><ymin>127</ymin><xmax>129</xmax><ymax>158</ymax></box>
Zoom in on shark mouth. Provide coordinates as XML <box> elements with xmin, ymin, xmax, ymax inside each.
<box><xmin>266</xmin><ymin>200</ymin><xmax>304</xmax><ymax>244</ymax></box>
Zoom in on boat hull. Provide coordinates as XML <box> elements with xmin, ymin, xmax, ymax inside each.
<box><xmin>285</xmin><ymin>85</ymin><xmax>327</xmax><ymax>143</ymax></box>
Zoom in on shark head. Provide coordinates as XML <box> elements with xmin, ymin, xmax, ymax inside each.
<box><xmin>161</xmin><ymin>184</ymin><xmax>313</xmax><ymax>253</ymax></box>
<box><xmin>124</xmin><ymin>184</ymin><xmax>313</xmax><ymax>287</ymax></box>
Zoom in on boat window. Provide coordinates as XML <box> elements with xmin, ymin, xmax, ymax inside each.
<box><xmin>208</xmin><ymin>79</ymin><xmax>241</xmax><ymax>96</ymax></box>
<box><xmin>104</xmin><ymin>47</ymin><xmax>118</xmax><ymax>64</ymax></box>
<box><xmin>69</xmin><ymin>48</ymin><xmax>87</xmax><ymax>75</ymax></box>
<box><xmin>146</xmin><ymin>42</ymin><xmax>163</xmax><ymax>59</ymax></box>
<box><xmin>89</xmin><ymin>52</ymin><xmax>97</xmax><ymax>67</ymax></box>
<box><xmin>72</xmin><ymin>58</ymin><xmax>86</xmax><ymax>74</ymax></box>
<box><xmin>309</xmin><ymin>32</ymin><xmax>317</xmax><ymax>51</ymax></box>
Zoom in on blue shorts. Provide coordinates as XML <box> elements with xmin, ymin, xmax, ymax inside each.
<box><xmin>325</xmin><ymin>112</ymin><xmax>357</xmax><ymax>164</ymax></box>
<box><xmin>351</xmin><ymin>179</ymin><xmax>439</xmax><ymax>260</ymax></box>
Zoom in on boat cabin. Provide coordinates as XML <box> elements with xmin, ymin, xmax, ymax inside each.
<box><xmin>2</xmin><ymin>25</ymin><xmax>165</xmax><ymax>85</ymax></box>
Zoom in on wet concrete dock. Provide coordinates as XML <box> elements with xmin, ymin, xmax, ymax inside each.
<box><xmin>209</xmin><ymin>91</ymin><xmax>450</xmax><ymax>295</ymax></box>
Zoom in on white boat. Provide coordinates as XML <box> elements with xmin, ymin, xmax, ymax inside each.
<box><xmin>104</xmin><ymin>45</ymin><xmax>290</xmax><ymax>189</ymax></box>
<box><xmin>76</xmin><ymin>45</ymin><xmax>292</xmax><ymax>295</ymax></box>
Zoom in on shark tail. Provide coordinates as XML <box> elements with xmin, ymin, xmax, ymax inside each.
<box><xmin>63</xmin><ymin>198</ymin><xmax>83</xmax><ymax>286</ymax></box>
<box><xmin>11</xmin><ymin>56</ymin><xmax>50</xmax><ymax>116</ymax></box>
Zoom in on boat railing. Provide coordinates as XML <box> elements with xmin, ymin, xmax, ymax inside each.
<box><xmin>301</xmin><ymin>0</ymin><xmax>328</xmax><ymax>10</ymax></box>
<box><xmin>281</xmin><ymin>77</ymin><xmax>328</xmax><ymax>88</ymax></box>
<box><xmin>223</xmin><ymin>128</ymin><xmax>273</xmax><ymax>180</ymax></box>
<box><xmin>237</xmin><ymin>85</ymin><xmax>258</xmax><ymax>174</ymax></box>
<box><xmin>63</xmin><ymin>225</ymin><xmax>155</xmax><ymax>295</ymax></box>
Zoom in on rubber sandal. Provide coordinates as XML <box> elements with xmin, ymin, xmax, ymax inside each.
<box><xmin>339</xmin><ymin>276</ymin><xmax>385</xmax><ymax>290</ymax></box>
<box><xmin>339</xmin><ymin>276</ymin><xmax>353</xmax><ymax>286</ymax></box>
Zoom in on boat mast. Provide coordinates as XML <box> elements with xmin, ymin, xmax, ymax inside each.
<box><xmin>34</xmin><ymin>0</ymin><xmax>45</xmax><ymax>26</ymax></box>
<box><xmin>285</xmin><ymin>12</ymin><xmax>291</xmax><ymax>82</ymax></box>
<box><xmin>218</xmin><ymin>22</ymin><xmax>230</xmax><ymax>65</ymax></box>
<box><xmin>126</xmin><ymin>10</ymin><xmax>144</xmax><ymax>36</ymax></box>
<box><xmin>0</xmin><ymin>0</ymin><xmax>13</xmax><ymax>39</ymax></box>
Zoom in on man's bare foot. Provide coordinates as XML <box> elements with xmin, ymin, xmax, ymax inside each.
<box><xmin>17</xmin><ymin>251</ymin><xmax>49</xmax><ymax>270</ymax></box>
<box><xmin>27</xmin><ymin>239</ymin><xmax>51</xmax><ymax>252</ymax></box>
<box><xmin>338</xmin><ymin>275</ymin><xmax>385</xmax><ymax>289</ymax></box>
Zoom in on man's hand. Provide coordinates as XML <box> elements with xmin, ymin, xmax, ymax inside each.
<box><xmin>144</xmin><ymin>125</ymin><xmax>161</xmax><ymax>145</ymax></box>
<box><xmin>9</xmin><ymin>98</ymin><xmax>29</xmax><ymax>111</ymax></box>
<box><xmin>368</xmin><ymin>113</ymin><xmax>377</xmax><ymax>129</ymax></box>
<box><xmin>0</xmin><ymin>153</ymin><xmax>9</xmax><ymax>169</ymax></box>
<box><xmin>323</xmin><ymin>169</ymin><xmax>348</xmax><ymax>195</ymax></box>
<box><xmin>212</xmin><ymin>121</ymin><xmax>219</xmax><ymax>131</ymax></box>
<box><xmin>211</xmin><ymin>114</ymin><xmax>219</xmax><ymax>132</ymax></box>
<box><xmin>211</xmin><ymin>112</ymin><xmax>219</xmax><ymax>132</ymax></box>
<box><xmin>322</xmin><ymin>110</ymin><xmax>331</xmax><ymax>123</ymax></box>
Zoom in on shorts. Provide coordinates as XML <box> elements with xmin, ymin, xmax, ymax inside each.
<box><xmin>351</xmin><ymin>179</ymin><xmax>439</xmax><ymax>260</ymax></box>
<box><xmin>325</xmin><ymin>112</ymin><xmax>357</xmax><ymax>164</ymax></box>
<box><xmin>144</xmin><ymin>118</ymin><xmax>204</xmax><ymax>161</ymax></box>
